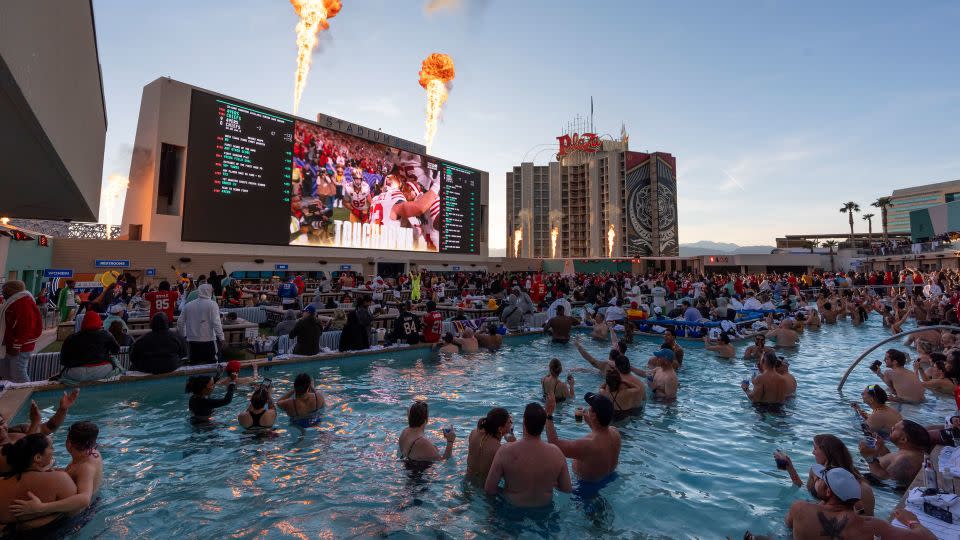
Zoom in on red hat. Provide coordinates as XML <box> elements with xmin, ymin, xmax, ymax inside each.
<box><xmin>226</xmin><ymin>360</ymin><xmax>242</xmax><ymax>374</ymax></box>
<box><xmin>81</xmin><ymin>311</ymin><xmax>103</xmax><ymax>331</ymax></box>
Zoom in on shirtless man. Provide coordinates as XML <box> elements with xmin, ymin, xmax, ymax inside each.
<box><xmin>437</xmin><ymin>333</ymin><xmax>459</xmax><ymax>354</ymax></box>
<box><xmin>784</xmin><ymin>466</ymin><xmax>934</xmax><ymax>539</ymax></box>
<box><xmin>484</xmin><ymin>403</ymin><xmax>571</xmax><ymax>507</ymax></box>
<box><xmin>576</xmin><ymin>340</ymin><xmax>645</xmax><ymax>389</ymax></box>
<box><xmin>741</xmin><ymin>353</ymin><xmax>790</xmax><ymax>405</ymax></box>
<box><xmin>0</xmin><ymin>389</ymin><xmax>79</xmax><ymax>472</ymax></box>
<box><xmin>819</xmin><ymin>300</ymin><xmax>840</xmax><ymax>324</ymax></box>
<box><xmin>11</xmin><ymin>421</ymin><xmax>103</xmax><ymax>520</ymax></box>
<box><xmin>475</xmin><ymin>323</ymin><xmax>503</xmax><ymax>351</ymax></box>
<box><xmin>871</xmin><ymin>349</ymin><xmax>925</xmax><ymax>403</ymax></box>
<box><xmin>765</xmin><ymin>319</ymin><xmax>799</xmax><ymax>347</ymax></box>
<box><xmin>703</xmin><ymin>333</ymin><xmax>735</xmax><ymax>359</ymax></box>
<box><xmin>662</xmin><ymin>329</ymin><xmax>684</xmax><ymax>366</ymax></box>
<box><xmin>454</xmin><ymin>327</ymin><xmax>479</xmax><ymax>353</ymax></box>
<box><xmin>0</xmin><ymin>434</ymin><xmax>77</xmax><ymax>532</ymax></box>
<box><xmin>589</xmin><ymin>312</ymin><xmax>609</xmax><ymax>340</ymax></box>
<box><xmin>776</xmin><ymin>358</ymin><xmax>798</xmax><ymax>397</ymax></box>
<box><xmin>630</xmin><ymin>350</ymin><xmax>679</xmax><ymax>400</ymax></box>
<box><xmin>858</xmin><ymin>419</ymin><xmax>929</xmax><ymax>484</ymax></box>
<box><xmin>742</xmin><ymin>333</ymin><xmax>771</xmax><ymax>361</ymax></box>
<box><xmin>543</xmin><ymin>305</ymin><xmax>578</xmax><ymax>344</ymax></box>
<box><xmin>545</xmin><ymin>393</ymin><xmax>621</xmax><ymax>482</ymax></box>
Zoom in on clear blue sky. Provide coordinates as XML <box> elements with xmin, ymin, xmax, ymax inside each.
<box><xmin>92</xmin><ymin>0</ymin><xmax>960</xmax><ymax>252</ymax></box>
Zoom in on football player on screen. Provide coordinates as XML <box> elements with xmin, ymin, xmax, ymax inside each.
<box><xmin>343</xmin><ymin>167</ymin><xmax>371</xmax><ymax>223</ymax></box>
<box><xmin>369</xmin><ymin>174</ymin><xmax>408</xmax><ymax>227</ymax></box>
<box><xmin>389</xmin><ymin>151</ymin><xmax>441</xmax><ymax>251</ymax></box>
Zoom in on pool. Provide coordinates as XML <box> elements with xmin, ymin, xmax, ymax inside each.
<box><xmin>17</xmin><ymin>316</ymin><xmax>956</xmax><ymax>538</ymax></box>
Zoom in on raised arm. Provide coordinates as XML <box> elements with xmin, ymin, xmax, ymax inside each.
<box><xmin>575</xmin><ymin>341</ymin><xmax>604</xmax><ymax>371</ymax></box>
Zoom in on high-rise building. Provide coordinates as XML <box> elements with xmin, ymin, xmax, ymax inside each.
<box><xmin>506</xmin><ymin>131</ymin><xmax>678</xmax><ymax>258</ymax></box>
<box><xmin>887</xmin><ymin>179</ymin><xmax>960</xmax><ymax>233</ymax></box>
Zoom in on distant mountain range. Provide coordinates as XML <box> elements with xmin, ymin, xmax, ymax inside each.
<box><xmin>678</xmin><ymin>241</ymin><xmax>776</xmax><ymax>256</ymax></box>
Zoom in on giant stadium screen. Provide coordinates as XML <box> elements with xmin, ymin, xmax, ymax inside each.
<box><xmin>181</xmin><ymin>89</ymin><xmax>480</xmax><ymax>254</ymax></box>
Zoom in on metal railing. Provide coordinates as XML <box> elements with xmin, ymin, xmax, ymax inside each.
<box><xmin>837</xmin><ymin>324</ymin><xmax>960</xmax><ymax>392</ymax></box>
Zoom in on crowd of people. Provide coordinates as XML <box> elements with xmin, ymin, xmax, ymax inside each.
<box><xmin>7</xmin><ymin>266</ymin><xmax>960</xmax><ymax>536</ymax></box>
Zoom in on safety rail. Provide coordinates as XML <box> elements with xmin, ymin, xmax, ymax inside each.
<box><xmin>837</xmin><ymin>324</ymin><xmax>960</xmax><ymax>392</ymax></box>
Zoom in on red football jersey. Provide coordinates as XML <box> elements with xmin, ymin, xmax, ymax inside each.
<box><xmin>146</xmin><ymin>290</ymin><xmax>178</xmax><ymax>321</ymax></box>
<box><xmin>422</xmin><ymin>311</ymin><xmax>443</xmax><ymax>343</ymax></box>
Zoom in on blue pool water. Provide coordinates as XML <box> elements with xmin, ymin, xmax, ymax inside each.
<box><xmin>17</xmin><ymin>317</ymin><xmax>956</xmax><ymax>538</ymax></box>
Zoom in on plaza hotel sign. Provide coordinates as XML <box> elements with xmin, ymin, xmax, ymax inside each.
<box><xmin>556</xmin><ymin>132</ymin><xmax>602</xmax><ymax>159</ymax></box>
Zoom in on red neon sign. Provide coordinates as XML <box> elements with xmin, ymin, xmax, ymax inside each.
<box><xmin>556</xmin><ymin>132</ymin><xmax>601</xmax><ymax>159</ymax></box>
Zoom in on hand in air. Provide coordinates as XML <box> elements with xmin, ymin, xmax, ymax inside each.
<box><xmin>443</xmin><ymin>428</ymin><xmax>456</xmax><ymax>443</ymax></box>
<box><xmin>10</xmin><ymin>491</ymin><xmax>43</xmax><ymax>518</ymax></box>
<box><xmin>773</xmin><ymin>450</ymin><xmax>792</xmax><ymax>468</ymax></box>
<box><xmin>59</xmin><ymin>388</ymin><xmax>80</xmax><ymax>410</ymax></box>
<box><xmin>28</xmin><ymin>401</ymin><xmax>41</xmax><ymax>428</ymax></box>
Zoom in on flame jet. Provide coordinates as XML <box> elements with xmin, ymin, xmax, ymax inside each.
<box><xmin>291</xmin><ymin>0</ymin><xmax>342</xmax><ymax>114</ymax></box>
<box><xmin>418</xmin><ymin>53</ymin><xmax>455</xmax><ymax>153</ymax></box>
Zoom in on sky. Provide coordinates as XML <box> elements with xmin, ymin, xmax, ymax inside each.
<box><xmin>92</xmin><ymin>0</ymin><xmax>960</xmax><ymax>253</ymax></box>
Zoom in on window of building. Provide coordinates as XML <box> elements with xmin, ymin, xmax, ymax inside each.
<box><xmin>157</xmin><ymin>143</ymin><xmax>185</xmax><ymax>216</ymax></box>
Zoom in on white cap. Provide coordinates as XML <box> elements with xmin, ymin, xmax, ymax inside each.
<box><xmin>810</xmin><ymin>465</ymin><xmax>860</xmax><ymax>502</ymax></box>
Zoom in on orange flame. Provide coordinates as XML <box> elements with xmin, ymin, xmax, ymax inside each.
<box><xmin>607</xmin><ymin>224</ymin><xmax>615</xmax><ymax>257</ymax></box>
<box><xmin>290</xmin><ymin>0</ymin><xmax>342</xmax><ymax>114</ymax></box>
<box><xmin>551</xmin><ymin>226</ymin><xmax>559</xmax><ymax>258</ymax></box>
<box><xmin>514</xmin><ymin>228</ymin><xmax>522</xmax><ymax>258</ymax></box>
<box><xmin>419</xmin><ymin>53</ymin><xmax>455</xmax><ymax>153</ymax></box>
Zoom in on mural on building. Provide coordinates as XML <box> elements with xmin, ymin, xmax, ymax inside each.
<box><xmin>624</xmin><ymin>153</ymin><xmax>679</xmax><ymax>257</ymax></box>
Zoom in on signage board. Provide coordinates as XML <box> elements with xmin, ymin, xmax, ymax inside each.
<box><xmin>95</xmin><ymin>260</ymin><xmax>129</xmax><ymax>268</ymax></box>
<box><xmin>340</xmin><ymin>264</ymin><xmax>352</xmax><ymax>271</ymax></box>
<box><xmin>275</xmin><ymin>264</ymin><xmax>289</xmax><ymax>270</ymax></box>
<box><xmin>556</xmin><ymin>132</ymin><xmax>601</xmax><ymax>159</ymax></box>
<box><xmin>145</xmin><ymin>268</ymin><xmax>157</xmax><ymax>277</ymax></box>
<box><xmin>43</xmin><ymin>269</ymin><xmax>73</xmax><ymax>278</ymax></box>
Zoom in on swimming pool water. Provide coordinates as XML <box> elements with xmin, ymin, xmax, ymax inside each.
<box><xmin>18</xmin><ymin>317</ymin><xmax>957</xmax><ymax>538</ymax></box>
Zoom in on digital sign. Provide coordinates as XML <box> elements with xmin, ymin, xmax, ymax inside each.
<box><xmin>181</xmin><ymin>89</ymin><xmax>480</xmax><ymax>254</ymax></box>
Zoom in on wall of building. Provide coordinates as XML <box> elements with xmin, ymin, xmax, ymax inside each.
<box><xmin>3</xmin><ymin>238</ymin><xmax>53</xmax><ymax>293</ymax></box>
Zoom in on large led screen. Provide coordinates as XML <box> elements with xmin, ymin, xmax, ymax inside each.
<box><xmin>182</xmin><ymin>89</ymin><xmax>480</xmax><ymax>254</ymax></box>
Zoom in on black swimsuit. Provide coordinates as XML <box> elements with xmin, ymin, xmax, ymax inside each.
<box><xmin>247</xmin><ymin>408</ymin><xmax>267</xmax><ymax>428</ymax></box>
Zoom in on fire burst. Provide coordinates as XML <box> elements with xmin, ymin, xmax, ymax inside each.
<box><xmin>102</xmin><ymin>174</ymin><xmax>129</xmax><ymax>234</ymax></box>
<box><xmin>419</xmin><ymin>53</ymin><xmax>455</xmax><ymax>153</ymax></box>
<box><xmin>550</xmin><ymin>226</ymin><xmax>559</xmax><ymax>258</ymax></box>
<box><xmin>607</xmin><ymin>224</ymin><xmax>615</xmax><ymax>257</ymax></box>
<box><xmin>514</xmin><ymin>228</ymin><xmax>523</xmax><ymax>258</ymax></box>
<box><xmin>290</xmin><ymin>0</ymin><xmax>342</xmax><ymax>114</ymax></box>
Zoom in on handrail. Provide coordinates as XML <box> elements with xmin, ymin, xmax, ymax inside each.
<box><xmin>837</xmin><ymin>324</ymin><xmax>960</xmax><ymax>392</ymax></box>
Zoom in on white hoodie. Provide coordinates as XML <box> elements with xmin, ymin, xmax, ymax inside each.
<box><xmin>177</xmin><ymin>284</ymin><xmax>224</xmax><ymax>343</ymax></box>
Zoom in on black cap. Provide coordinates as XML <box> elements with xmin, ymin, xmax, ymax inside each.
<box><xmin>426</xmin><ymin>300</ymin><xmax>437</xmax><ymax>311</ymax></box>
<box><xmin>584</xmin><ymin>392</ymin><xmax>614</xmax><ymax>426</ymax></box>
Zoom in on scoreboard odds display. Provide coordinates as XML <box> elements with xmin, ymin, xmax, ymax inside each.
<box><xmin>182</xmin><ymin>89</ymin><xmax>480</xmax><ymax>254</ymax></box>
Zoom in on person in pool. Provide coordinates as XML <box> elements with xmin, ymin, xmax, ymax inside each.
<box><xmin>543</xmin><ymin>305</ymin><xmax>578</xmax><ymax>344</ymax></box>
<box><xmin>465</xmin><ymin>407</ymin><xmax>514</xmax><ymax>485</ymax></box>
<box><xmin>541</xmin><ymin>358</ymin><xmax>575</xmax><ymax>403</ymax></box>
<box><xmin>743</xmin><ymin>334</ymin><xmax>774</xmax><ymax>360</ymax></box>
<box><xmin>238</xmin><ymin>384</ymin><xmax>277</xmax><ymax>430</ymax></box>
<box><xmin>484</xmin><ymin>402</ymin><xmax>571</xmax><ymax>507</ymax></box>
<box><xmin>589</xmin><ymin>312</ymin><xmax>609</xmax><ymax>340</ymax></box>
<box><xmin>10</xmin><ymin>421</ymin><xmax>103</xmax><ymax>521</ymax></box>
<box><xmin>398</xmin><ymin>401</ymin><xmax>455</xmax><ymax>461</ymax></box>
<box><xmin>850</xmin><ymin>384</ymin><xmax>901</xmax><ymax>437</ymax></box>
<box><xmin>702</xmin><ymin>332</ymin><xmax>735</xmax><ymax>359</ymax></box>
<box><xmin>858</xmin><ymin>419</ymin><xmax>929</xmax><ymax>484</ymax></box>
<box><xmin>0</xmin><ymin>389</ymin><xmax>79</xmax><ymax>473</ymax></box>
<box><xmin>475</xmin><ymin>323</ymin><xmax>502</xmax><ymax>351</ymax></box>
<box><xmin>764</xmin><ymin>318</ymin><xmax>799</xmax><ymax>348</ymax></box>
<box><xmin>186</xmin><ymin>372</ymin><xmax>237</xmax><ymax>421</ymax></box>
<box><xmin>871</xmin><ymin>349</ymin><xmax>925</xmax><ymax>403</ymax></box>
<box><xmin>0</xmin><ymin>434</ymin><xmax>76</xmax><ymax>534</ymax></box>
<box><xmin>544</xmin><ymin>392</ymin><xmax>621</xmax><ymax>482</ymax></box>
<box><xmin>600</xmin><ymin>370</ymin><xmax>645</xmax><ymax>416</ymax></box>
<box><xmin>277</xmin><ymin>373</ymin><xmax>325</xmax><ymax>427</ymax></box>
<box><xmin>662</xmin><ymin>329</ymin><xmax>684</xmax><ymax>366</ymax></box>
<box><xmin>774</xmin><ymin>356</ymin><xmax>797</xmax><ymax>397</ymax></box>
<box><xmin>453</xmin><ymin>327</ymin><xmax>479</xmax><ymax>353</ymax></box>
<box><xmin>774</xmin><ymin>433</ymin><xmax>876</xmax><ymax>516</ymax></box>
<box><xmin>782</xmin><ymin>466</ymin><xmax>933</xmax><ymax>539</ymax></box>
<box><xmin>435</xmin><ymin>332</ymin><xmax>459</xmax><ymax>355</ymax></box>
<box><xmin>741</xmin><ymin>352</ymin><xmax>790</xmax><ymax>405</ymax></box>
<box><xmin>630</xmin><ymin>349</ymin><xmax>679</xmax><ymax>400</ymax></box>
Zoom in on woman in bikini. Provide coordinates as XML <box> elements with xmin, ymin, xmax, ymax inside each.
<box><xmin>465</xmin><ymin>408</ymin><xmax>514</xmax><ymax>484</ymax></box>
<box><xmin>541</xmin><ymin>359</ymin><xmax>574</xmax><ymax>403</ymax></box>
<box><xmin>277</xmin><ymin>373</ymin><xmax>325</xmax><ymax>428</ymax></box>
<box><xmin>398</xmin><ymin>401</ymin><xmax>455</xmax><ymax>462</ymax></box>
<box><xmin>600</xmin><ymin>370</ymin><xmax>645</xmax><ymax>419</ymax></box>
<box><xmin>238</xmin><ymin>385</ymin><xmax>277</xmax><ymax>431</ymax></box>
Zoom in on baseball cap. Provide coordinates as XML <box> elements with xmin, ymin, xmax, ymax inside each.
<box><xmin>426</xmin><ymin>300</ymin><xmax>437</xmax><ymax>311</ymax></box>
<box><xmin>583</xmin><ymin>393</ymin><xmax>614</xmax><ymax>426</ymax></box>
<box><xmin>303</xmin><ymin>305</ymin><xmax>317</xmax><ymax>314</ymax></box>
<box><xmin>108</xmin><ymin>303</ymin><xmax>125</xmax><ymax>314</ymax></box>
<box><xmin>653</xmin><ymin>349</ymin><xmax>675</xmax><ymax>361</ymax></box>
<box><xmin>810</xmin><ymin>465</ymin><xmax>861</xmax><ymax>502</ymax></box>
<box><xmin>225</xmin><ymin>360</ymin><xmax>242</xmax><ymax>374</ymax></box>
<box><xmin>653</xmin><ymin>306</ymin><xmax>663</xmax><ymax>314</ymax></box>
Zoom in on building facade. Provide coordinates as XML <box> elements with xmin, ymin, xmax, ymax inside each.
<box><xmin>888</xmin><ymin>179</ymin><xmax>960</xmax><ymax>233</ymax></box>
<box><xmin>506</xmin><ymin>136</ymin><xmax>678</xmax><ymax>258</ymax></box>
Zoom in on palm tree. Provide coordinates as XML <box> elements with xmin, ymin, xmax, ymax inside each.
<box><xmin>805</xmin><ymin>240</ymin><xmax>820</xmax><ymax>253</ymax></box>
<box><xmin>839</xmin><ymin>201</ymin><xmax>861</xmax><ymax>242</ymax></box>
<box><xmin>862</xmin><ymin>213</ymin><xmax>875</xmax><ymax>237</ymax></box>
<box><xmin>871</xmin><ymin>196</ymin><xmax>894</xmax><ymax>241</ymax></box>
<box><xmin>823</xmin><ymin>239</ymin><xmax>839</xmax><ymax>271</ymax></box>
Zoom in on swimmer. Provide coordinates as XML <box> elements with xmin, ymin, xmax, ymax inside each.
<box><xmin>541</xmin><ymin>358</ymin><xmax>574</xmax><ymax>403</ymax></box>
<box><xmin>858</xmin><ymin>419</ymin><xmax>929</xmax><ymax>484</ymax></box>
<box><xmin>543</xmin><ymin>305</ymin><xmax>578</xmax><ymax>344</ymax></box>
<box><xmin>765</xmin><ymin>318</ymin><xmax>799</xmax><ymax>348</ymax></box>
<box><xmin>475</xmin><ymin>323</ymin><xmax>503</xmax><ymax>351</ymax></box>
<box><xmin>805</xmin><ymin>307</ymin><xmax>821</xmax><ymax>328</ymax></box>
<box><xmin>600</xmin><ymin>370</ymin><xmax>645</xmax><ymax>415</ymax></box>
<box><xmin>916</xmin><ymin>355</ymin><xmax>960</xmax><ymax>395</ymax></box>
<box><xmin>0</xmin><ymin>389</ymin><xmax>79</xmax><ymax>473</ymax></box>
<box><xmin>703</xmin><ymin>333</ymin><xmax>735</xmax><ymax>359</ymax></box>
<box><xmin>662</xmin><ymin>329</ymin><xmax>685</xmax><ymax>365</ymax></box>
<box><xmin>544</xmin><ymin>393</ymin><xmax>621</xmax><ymax>482</ymax></box>
<box><xmin>870</xmin><ymin>349</ymin><xmax>924</xmax><ymax>403</ymax></box>
<box><xmin>465</xmin><ymin>408</ymin><xmax>514</xmax><ymax>484</ymax></box>
<box><xmin>589</xmin><ymin>313</ymin><xmax>609</xmax><ymax>340</ymax></box>
<box><xmin>774</xmin><ymin>434</ymin><xmax>876</xmax><ymax>517</ymax></box>
<box><xmin>436</xmin><ymin>332</ymin><xmax>459</xmax><ymax>354</ymax></box>
<box><xmin>454</xmin><ymin>327</ymin><xmax>479</xmax><ymax>353</ymax></box>
<box><xmin>774</xmin><ymin>356</ymin><xmax>797</xmax><ymax>397</ymax></box>
<box><xmin>850</xmin><ymin>384</ymin><xmax>901</xmax><ymax>436</ymax></box>
<box><xmin>186</xmin><ymin>373</ymin><xmax>237</xmax><ymax>421</ymax></box>
<box><xmin>398</xmin><ymin>401</ymin><xmax>455</xmax><ymax>461</ymax></box>
<box><xmin>630</xmin><ymin>350</ymin><xmax>678</xmax><ymax>400</ymax></box>
<box><xmin>741</xmin><ymin>353</ymin><xmax>790</xmax><ymax>405</ymax></box>
<box><xmin>0</xmin><ymin>434</ymin><xmax>76</xmax><ymax>533</ymax></box>
<box><xmin>238</xmin><ymin>384</ymin><xmax>277</xmax><ymax>430</ymax></box>
<box><xmin>11</xmin><ymin>421</ymin><xmax>103</xmax><ymax>520</ymax></box>
<box><xmin>743</xmin><ymin>334</ymin><xmax>774</xmax><ymax>361</ymax></box>
<box><xmin>484</xmin><ymin>403</ymin><xmax>571</xmax><ymax>507</ymax></box>
<box><xmin>277</xmin><ymin>373</ymin><xmax>325</xmax><ymax>427</ymax></box>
